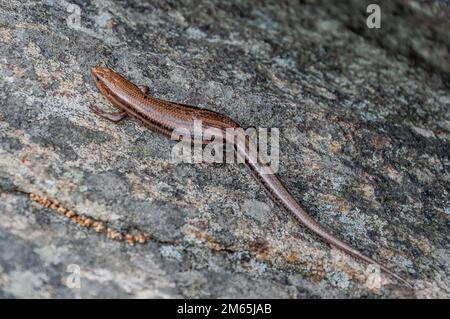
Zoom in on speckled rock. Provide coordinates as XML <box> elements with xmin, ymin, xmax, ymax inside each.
<box><xmin>317</xmin><ymin>0</ymin><xmax>450</xmax><ymax>76</ymax></box>
<box><xmin>0</xmin><ymin>0</ymin><xmax>449</xmax><ymax>298</ymax></box>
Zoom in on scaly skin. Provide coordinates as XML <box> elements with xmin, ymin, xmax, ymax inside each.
<box><xmin>90</xmin><ymin>66</ymin><xmax>411</xmax><ymax>288</ymax></box>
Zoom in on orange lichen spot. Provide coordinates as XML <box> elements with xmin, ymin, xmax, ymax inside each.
<box><xmin>93</xmin><ymin>222</ymin><xmax>105</xmax><ymax>233</ymax></box>
<box><xmin>286</xmin><ymin>252</ymin><xmax>299</xmax><ymax>263</ymax></box>
<box><xmin>126</xmin><ymin>234</ymin><xmax>135</xmax><ymax>246</ymax></box>
<box><xmin>107</xmin><ymin>228</ymin><xmax>123</xmax><ymax>241</ymax></box>
<box><xmin>135</xmin><ymin>234</ymin><xmax>147</xmax><ymax>243</ymax></box>
<box><xmin>77</xmin><ymin>216</ymin><xmax>87</xmax><ymax>224</ymax></box>
<box><xmin>66</xmin><ymin>210</ymin><xmax>76</xmax><ymax>218</ymax></box>
<box><xmin>57</xmin><ymin>206</ymin><xmax>67</xmax><ymax>215</ymax></box>
<box><xmin>69</xmin><ymin>216</ymin><xmax>79</xmax><ymax>223</ymax></box>
<box><xmin>190</xmin><ymin>229</ymin><xmax>229</xmax><ymax>252</ymax></box>
<box><xmin>29</xmin><ymin>192</ymin><xmax>149</xmax><ymax>246</ymax></box>
<box><xmin>84</xmin><ymin>218</ymin><xmax>93</xmax><ymax>227</ymax></box>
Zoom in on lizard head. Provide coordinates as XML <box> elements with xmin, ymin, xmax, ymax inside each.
<box><xmin>91</xmin><ymin>66</ymin><xmax>143</xmax><ymax>98</ymax></box>
<box><xmin>91</xmin><ymin>67</ymin><xmax>114</xmax><ymax>89</ymax></box>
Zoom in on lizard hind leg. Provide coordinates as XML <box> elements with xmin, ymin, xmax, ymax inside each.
<box><xmin>88</xmin><ymin>104</ymin><xmax>128</xmax><ymax>122</ymax></box>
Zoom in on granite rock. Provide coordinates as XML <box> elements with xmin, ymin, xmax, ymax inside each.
<box><xmin>0</xmin><ymin>0</ymin><xmax>449</xmax><ymax>298</ymax></box>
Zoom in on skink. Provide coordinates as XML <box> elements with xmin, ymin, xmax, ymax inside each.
<box><xmin>89</xmin><ymin>66</ymin><xmax>411</xmax><ymax>287</ymax></box>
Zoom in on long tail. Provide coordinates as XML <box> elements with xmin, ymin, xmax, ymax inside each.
<box><xmin>236</xmin><ymin>135</ymin><xmax>412</xmax><ymax>288</ymax></box>
<box><xmin>297</xmin><ymin>212</ymin><xmax>413</xmax><ymax>288</ymax></box>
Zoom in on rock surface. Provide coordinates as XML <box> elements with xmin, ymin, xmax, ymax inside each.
<box><xmin>0</xmin><ymin>0</ymin><xmax>449</xmax><ymax>298</ymax></box>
